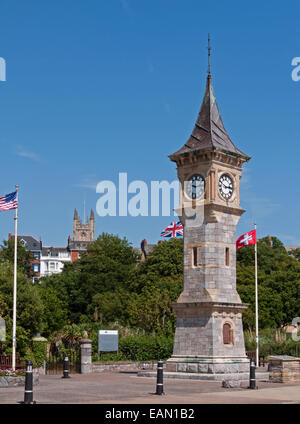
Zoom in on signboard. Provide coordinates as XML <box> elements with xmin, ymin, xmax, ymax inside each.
<box><xmin>0</xmin><ymin>318</ymin><xmax>6</xmax><ymax>342</ymax></box>
<box><xmin>98</xmin><ymin>330</ymin><xmax>118</xmax><ymax>356</ymax></box>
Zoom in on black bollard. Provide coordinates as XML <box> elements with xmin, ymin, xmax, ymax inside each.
<box><xmin>248</xmin><ymin>358</ymin><xmax>257</xmax><ymax>389</ymax></box>
<box><xmin>62</xmin><ymin>355</ymin><xmax>70</xmax><ymax>378</ymax></box>
<box><xmin>155</xmin><ymin>359</ymin><xmax>164</xmax><ymax>395</ymax></box>
<box><xmin>24</xmin><ymin>360</ymin><xmax>35</xmax><ymax>404</ymax></box>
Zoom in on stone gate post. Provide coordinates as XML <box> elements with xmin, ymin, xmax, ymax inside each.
<box><xmin>80</xmin><ymin>338</ymin><xmax>92</xmax><ymax>374</ymax></box>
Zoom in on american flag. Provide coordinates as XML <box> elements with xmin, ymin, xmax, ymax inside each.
<box><xmin>0</xmin><ymin>191</ymin><xmax>18</xmax><ymax>211</ymax></box>
<box><xmin>160</xmin><ymin>221</ymin><xmax>183</xmax><ymax>238</ymax></box>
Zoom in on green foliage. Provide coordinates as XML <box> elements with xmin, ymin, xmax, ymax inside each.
<box><xmin>24</xmin><ymin>340</ymin><xmax>47</xmax><ymax>368</ymax></box>
<box><xmin>0</xmin><ymin>238</ymin><xmax>33</xmax><ymax>279</ymax></box>
<box><xmin>244</xmin><ymin>328</ymin><xmax>300</xmax><ymax>358</ymax></box>
<box><xmin>237</xmin><ymin>236</ymin><xmax>300</xmax><ymax>329</ymax></box>
<box><xmin>94</xmin><ymin>334</ymin><xmax>174</xmax><ymax>362</ymax></box>
<box><xmin>127</xmin><ymin>239</ymin><xmax>183</xmax><ymax>335</ymax></box>
<box><xmin>40</xmin><ymin>233</ymin><xmax>138</xmax><ymax>324</ymax></box>
<box><xmin>119</xmin><ymin>335</ymin><xmax>174</xmax><ymax>361</ymax></box>
<box><xmin>0</xmin><ymin>260</ymin><xmax>44</xmax><ymax>356</ymax></box>
<box><xmin>39</xmin><ymin>235</ymin><xmax>183</xmax><ymax>337</ymax></box>
<box><xmin>38</xmin><ymin>285</ymin><xmax>68</xmax><ymax>336</ymax></box>
<box><xmin>289</xmin><ymin>248</ymin><xmax>300</xmax><ymax>261</ymax></box>
<box><xmin>2</xmin><ymin>229</ymin><xmax>300</xmax><ymax>364</ymax></box>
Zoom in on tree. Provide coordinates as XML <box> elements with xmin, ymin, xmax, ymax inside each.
<box><xmin>40</xmin><ymin>233</ymin><xmax>139</xmax><ymax>323</ymax></box>
<box><xmin>288</xmin><ymin>247</ymin><xmax>300</xmax><ymax>261</ymax></box>
<box><xmin>237</xmin><ymin>236</ymin><xmax>300</xmax><ymax>329</ymax></box>
<box><xmin>0</xmin><ymin>260</ymin><xmax>44</xmax><ymax>355</ymax></box>
<box><xmin>0</xmin><ymin>238</ymin><xmax>33</xmax><ymax>278</ymax></box>
<box><xmin>127</xmin><ymin>238</ymin><xmax>183</xmax><ymax>335</ymax></box>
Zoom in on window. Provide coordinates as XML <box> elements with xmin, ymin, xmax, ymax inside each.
<box><xmin>223</xmin><ymin>323</ymin><xmax>233</xmax><ymax>344</ymax></box>
<box><xmin>49</xmin><ymin>262</ymin><xmax>55</xmax><ymax>270</ymax></box>
<box><xmin>225</xmin><ymin>247</ymin><xmax>230</xmax><ymax>266</ymax></box>
<box><xmin>193</xmin><ymin>247</ymin><xmax>198</xmax><ymax>267</ymax></box>
<box><xmin>32</xmin><ymin>264</ymin><xmax>39</xmax><ymax>273</ymax></box>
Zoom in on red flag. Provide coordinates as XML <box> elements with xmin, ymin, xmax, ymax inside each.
<box><xmin>236</xmin><ymin>229</ymin><xmax>256</xmax><ymax>250</ymax></box>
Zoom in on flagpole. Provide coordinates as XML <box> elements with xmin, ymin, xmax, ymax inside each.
<box><xmin>254</xmin><ymin>222</ymin><xmax>259</xmax><ymax>368</ymax></box>
<box><xmin>12</xmin><ymin>185</ymin><xmax>18</xmax><ymax>371</ymax></box>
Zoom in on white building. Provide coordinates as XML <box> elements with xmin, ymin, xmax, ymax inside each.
<box><xmin>40</xmin><ymin>246</ymin><xmax>71</xmax><ymax>277</ymax></box>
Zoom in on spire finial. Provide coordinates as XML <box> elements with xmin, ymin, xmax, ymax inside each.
<box><xmin>207</xmin><ymin>33</ymin><xmax>211</xmax><ymax>76</ymax></box>
<box><xmin>83</xmin><ymin>196</ymin><xmax>86</xmax><ymax>223</ymax></box>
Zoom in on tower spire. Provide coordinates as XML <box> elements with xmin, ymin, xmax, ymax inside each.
<box><xmin>83</xmin><ymin>196</ymin><xmax>86</xmax><ymax>224</ymax></box>
<box><xmin>207</xmin><ymin>33</ymin><xmax>211</xmax><ymax>76</ymax></box>
<box><xmin>169</xmin><ymin>40</ymin><xmax>250</xmax><ymax>163</ymax></box>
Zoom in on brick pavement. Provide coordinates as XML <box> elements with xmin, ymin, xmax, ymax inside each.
<box><xmin>0</xmin><ymin>372</ymin><xmax>300</xmax><ymax>404</ymax></box>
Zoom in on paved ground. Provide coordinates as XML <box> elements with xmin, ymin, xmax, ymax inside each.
<box><xmin>1</xmin><ymin>372</ymin><xmax>300</xmax><ymax>404</ymax></box>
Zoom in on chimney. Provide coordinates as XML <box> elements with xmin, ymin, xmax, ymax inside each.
<box><xmin>141</xmin><ymin>239</ymin><xmax>147</xmax><ymax>250</ymax></box>
<box><xmin>268</xmin><ymin>235</ymin><xmax>273</xmax><ymax>248</ymax></box>
<box><xmin>8</xmin><ymin>232</ymin><xmax>11</xmax><ymax>240</ymax></box>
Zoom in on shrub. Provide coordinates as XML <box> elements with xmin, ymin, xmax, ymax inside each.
<box><xmin>94</xmin><ymin>335</ymin><xmax>173</xmax><ymax>362</ymax></box>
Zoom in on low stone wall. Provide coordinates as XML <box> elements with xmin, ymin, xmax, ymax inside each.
<box><xmin>92</xmin><ymin>361</ymin><xmax>156</xmax><ymax>373</ymax></box>
<box><xmin>0</xmin><ymin>374</ymin><xmax>39</xmax><ymax>388</ymax></box>
<box><xmin>268</xmin><ymin>355</ymin><xmax>300</xmax><ymax>383</ymax></box>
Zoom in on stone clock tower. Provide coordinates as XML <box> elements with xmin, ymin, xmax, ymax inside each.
<box><xmin>165</xmin><ymin>66</ymin><xmax>251</xmax><ymax>384</ymax></box>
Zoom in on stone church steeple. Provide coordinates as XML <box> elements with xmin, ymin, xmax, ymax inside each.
<box><xmin>73</xmin><ymin>208</ymin><xmax>95</xmax><ymax>242</ymax></box>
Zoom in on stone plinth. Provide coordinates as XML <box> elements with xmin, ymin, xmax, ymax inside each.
<box><xmin>268</xmin><ymin>355</ymin><xmax>300</xmax><ymax>383</ymax></box>
<box><xmin>80</xmin><ymin>338</ymin><xmax>92</xmax><ymax>374</ymax></box>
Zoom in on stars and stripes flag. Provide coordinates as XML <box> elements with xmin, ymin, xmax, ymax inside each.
<box><xmin>160</xmin><ymin>221</ymin><xmax>183</xmax><ymax>238</ymax></box>
<box><xmin>236</xmin><ymin>229</ymin><xmax>256</xmax><ymax>249</ymax></box>
<box><xmin>0</xmin><ymin>191</ymin><xmax>18</xmax><ymax>211</ymax></box>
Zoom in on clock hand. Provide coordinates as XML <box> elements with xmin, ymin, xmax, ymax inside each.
<box><xmin>222</xmin><ymin>182</ymin><xmax>231</xmax><ymax>189</ymax></box>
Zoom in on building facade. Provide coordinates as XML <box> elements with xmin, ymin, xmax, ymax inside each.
<box><xmin>9</xmin><ymin>207</ymin><xmax>95</xmax><ymax>281</ymax></box>
<box><xmin>40</xmin><ymin>246</ymin><xmax>71</xmax><ymax>277</ymax></box>
<box><xmin>8</xmin><ymin>234</ymin><xmax>42</xmax><ymax>282</ymax></box>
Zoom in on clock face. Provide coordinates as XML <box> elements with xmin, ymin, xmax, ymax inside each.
<box><xmin>185</xmin><ymin>174</ymin><xmax>205</xmax><ymax>199</ymax></box>
<box><xmin>219</xmin><ymin>174</ymin><xmax>234</xmax><ymax>200</ymax></box>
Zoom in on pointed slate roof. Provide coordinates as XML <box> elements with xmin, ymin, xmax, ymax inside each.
<box><xmin>169</xmin><ymin>74</ymin><xmax>250</xmax><ymax>161</ymax></box>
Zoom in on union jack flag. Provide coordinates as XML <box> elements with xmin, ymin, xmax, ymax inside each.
<box><xmin>0</xmin><ymin>191</ymin><xmax>18</xmax><ymax>211</ymax></box>
<box><xmin>160</xmin><ymin>221</ymin><xmax>183</xmax><ymax>238</ymax></box>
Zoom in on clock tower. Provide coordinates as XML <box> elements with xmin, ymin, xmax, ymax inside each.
<box><xmin>165</xmin><ymin>64</ymin><xmax>251</xmax><ymax>384</ymax></box>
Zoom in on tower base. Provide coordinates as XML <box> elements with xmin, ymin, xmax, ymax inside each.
<box><xmin>165</xmin><ymin>355</ymin><xmax>249</xmax><ymax>374</ymax></box>
<box><xmin>138</xmin><ymin>357</ymin><xmax>269</xmax><ymax>387</ymax></box>
<box><xmin>162</xmin><ymin>356</ymin><xmax>251</xmax><ymax>387</ymax></box>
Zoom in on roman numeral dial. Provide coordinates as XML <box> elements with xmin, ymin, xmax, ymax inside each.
<box><xmin>185</xmin><ymin>174</ymin><xmax>205</xmax><ymax>199</ymax></box>
<box><xmin>218</xmin><ymin>174</ymin><xmax>234</xmax><ymax>200</ymax></box>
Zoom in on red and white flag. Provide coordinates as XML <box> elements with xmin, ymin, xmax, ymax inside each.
<box><xmin>236</xmin><ymin>229</ymin><xmax>256</xmax><ymax>250</ymax></box>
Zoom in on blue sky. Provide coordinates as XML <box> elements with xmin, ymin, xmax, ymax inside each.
<box><xmin>0</xmin><ymin>0</ymin><xmax>299</xmax><ymax>248</ymax></box>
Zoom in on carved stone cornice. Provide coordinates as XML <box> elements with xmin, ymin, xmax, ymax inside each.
<box><xmin>171</xmin><ymin>301</ymin><xmax>248</xmax><ymax>319</ymax></box>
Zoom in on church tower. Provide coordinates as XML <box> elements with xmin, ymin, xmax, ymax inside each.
<box><xmin>166</xmin><ymin>49</ymin><xmax>251</xmax><ymax>383</ymax></box>
<box><xmin>73</xmin><ymin>208</ymin><xmax>95</xmax><ymax>242</ymax></box>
